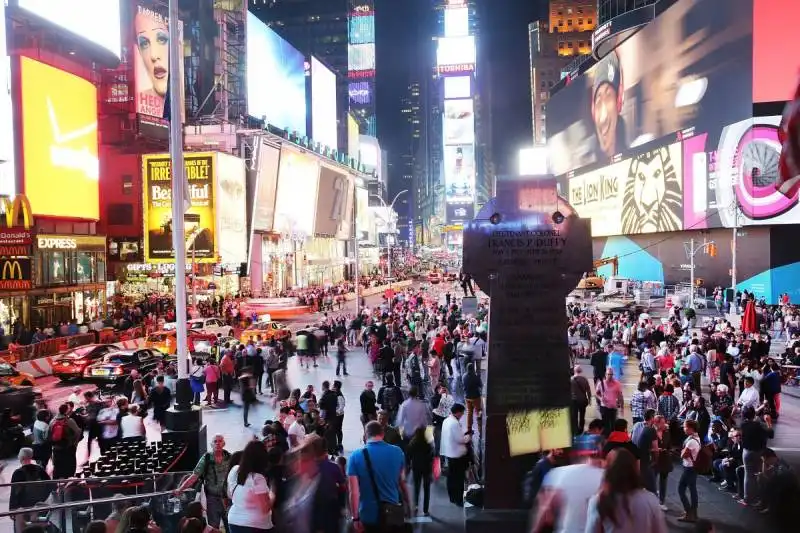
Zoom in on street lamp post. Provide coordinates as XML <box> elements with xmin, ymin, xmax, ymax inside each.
<box><xmin>684</xmin><ymin>238</ymin><xmax>715</xmax><ymax>309</ymax></box>
<box><xmin>370</xmin><ymin>190</ymin><xmax>407</xmax><ymax>285</ymax></box>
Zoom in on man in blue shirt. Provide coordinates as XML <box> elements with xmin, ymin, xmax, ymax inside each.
<box><xmin>608</xmin><ymin>347</ymin><xmax>625</xmax><ymax>379</ymax></box>
<box><xmin>348</xmin><ymin>421</ymin><xmax>409</xmax><ymax>532</ymax></box>
<box><xmin>686</xmin><ymin>346</ymin><xmax>705</xmax><ymax>394</ymax></box>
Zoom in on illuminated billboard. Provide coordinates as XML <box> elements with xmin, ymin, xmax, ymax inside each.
<box><xmin>348</xmin><ymin>114</ymin><xmax>360</xmax><ymax>159</ymax></box>
<box><xmin>142</xmin><ymin>153</ymin><xmax>217</xmax><ymax>263</ymax></box>
<box><xmin>311</xmin><ymin>57</ymin><xmax>338</xmax><ymax>150</ymax></box>
<box><xmin>547</xmin><ymin>0</ymin><xmax>752</xmax><ymax>177</ymax></box>
<box><xmin>17</xmin><ymin>0</ymin><xmax>122</xmax><ymax>59</ymax></box>
<box><xmin>215</xmin><ymin>153</ymin><xmax>247</xmax><ymax>264</ymax></box>
<box><xmin>567</xmin><ymin>143</ymin><xmax>684</xmax><ymax>237</ymax></box>
<box><xmin>444</xmin><ymin>144</ymin><xmax>475</xmax><ymax>204</ymax></box>
<box><xmin>19</xmin><ymin>57</ymin><xmax>99</xmax><ymax>220</ymax></box>
<box><xmin>754</xmin><ymin>0</ymin><xmax>800</xmax><ymax>103</ymax></box>
<box><xmin>251</xmin><ymin>140</ymin><xmax>281</xmax><ymax>232</ymax></box>
<box><xmin>349</xmin><ymin>81</ymin><xmax>372</xmax><ymax>105</ymax></box>
<box><xmin>444</xmin><ymin>76</ymin><xmax>471</xmax><ymax>99</ymax></box>
<box><xmin>443</xmin><ymin>99</ymin><xmax>475</xmax><ymax>145</ymax></box>
<box><xmin>0</xmin><ymin>3</ymin><xmax>14</xmax><ymax>198</ymax></box>
<box><xmin>436</xmin><ymin>36</ymin><xmax>476</xmax><ymax>66</ymax></box>
<box><xmin>349</xmin><ymin>14</ymin><xmax>375</xmax><ymax>44</ymax></box>
<box><xmin>444</xmin><ymin>7</ymin><xmax>469</xmax><ymax>37</ymax></box>
<box><xmin>274</xmin><ymin>147</ymin><xmax>320</xmax><ymax>236</ymax></box>
<box><xmin>315</xmin><ymin>165</ymin><xmax>354</xmax><ymax>239</ymax></box>
<box><xmin>348</xmin><ymin>43</ymin><xmax>376</xmax><ymax>72</ymax></box>
<box><xmin>134</xmin><ymin>3</ymin><xmax>184</xmax><ymax>121</ymax></box>
<box><xmin>246</xmin><ymin>12</ymin><xmax>307</xmax><ymax>135</ymax></box>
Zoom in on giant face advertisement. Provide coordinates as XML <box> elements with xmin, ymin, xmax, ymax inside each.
<box><xmin>547</xmin><ymin>0</ymin><xmax>753</xmax><ymax>177</ymax></box>
<box><xmin>444</xmin><ymin>144</ymin><xmax>475</xmax><ymax>205</ymax></box>
<box><xmin>247</xmin><ymin>12</ymin><xmax>307</xmax><ymax>136</ymax></box>
<box><xmin>273</xmin><ymin>148</ymin><xmax>319</xmax><ymax>237</ymax></box>
<box><xmin>134</xmin><ymin>3</ymin><xmax>184</xmax><ymax>121</ymax></box>
<box><xmin>443</xmin><ymin>99</ymin><xmax>475</xmax><ymax>145</ymax></box>
<box><xmin>20</xmin><ymin>57</ymin><xmax>99</xmax><ymax>219</ymax></box>
<box><xmin>315</xmin><ymin>165</ymin><xmax>354</xmax><ymax>240</ymax></box>
<box><xmin>142</xmin><ymin>153</ymin><xmax>216</xmax><ymax>263</ymax></box>
<box><xmin>0</xmin><ymin>3</ymin><xmax>14</xmax><ymax>198</ymax></box>
<box><xmin>16</xmin><ymin>0</ymin><xmax>122</xmax><ymax>59</ymax></box>
<box><xmin>568</xmin><ymin>143</ymin><xmax>684</xmax><ymax>237</ymax></box>
<box><xmin>216</xmin><ymin>153</ymin><xmax>247</xmax><ymax>264</ymax></box>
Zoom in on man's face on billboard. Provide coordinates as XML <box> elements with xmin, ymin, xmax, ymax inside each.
<box><xmin>592</xmin><ymin>83</ymin><xmax>619</xmax><ymax>158</ymax></box>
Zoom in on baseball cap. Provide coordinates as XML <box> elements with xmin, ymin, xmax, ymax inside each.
<box><xmin>593</xmin><ymin>51</ymin><xmax>621</xmax><ymax>99</ymax></box>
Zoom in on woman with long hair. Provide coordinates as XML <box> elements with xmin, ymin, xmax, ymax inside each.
<box><xmin>407</xmin><ymin>426</ymin><xmax>434</xmax><ymax>516</ymax></box>
<box><xmin>226</xmin><ymin>440</ymin><xmax>275</xmax><ymax>532</ymax></box>
<box><xmin>585</xmin><ymin>448</ymin><xmax>667</xmax><ymax>533</ymax></box>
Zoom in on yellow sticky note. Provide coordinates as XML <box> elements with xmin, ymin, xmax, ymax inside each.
<box><xmin>539</xmin><ymin>408</ymin><xmax>572</xmax><ymax>451</ymax></box>
<box><xmin>506</xmin><ymin>407</ymin><xmax>572</xmax><ymax>457</ymax></box>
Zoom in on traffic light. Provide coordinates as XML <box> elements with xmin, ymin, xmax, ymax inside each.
<box><xmin>707</xmin><ymin>243</ymin><xmax>717</xmax><ymax>257</ymax></box>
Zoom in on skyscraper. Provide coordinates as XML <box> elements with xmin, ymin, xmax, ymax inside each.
<box><xmin>528</xmin><ymin>0</ymin><xmax>596</xmax><ymax>145</ymax></box>
<box><xmin>395</xmin><ymin>82</ymin><xmax>423</xmax><ymax>246</ymax></box>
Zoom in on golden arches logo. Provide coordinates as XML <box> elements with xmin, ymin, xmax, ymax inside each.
<box><xmin>0</xmin><ymin>195</ymin><xmax>33</xmax><ymax>229</ymax></box>
<box><xmin>1</xmin><ymin>260</ymin><xmax>23</xmax><ymax>280</ymax></box>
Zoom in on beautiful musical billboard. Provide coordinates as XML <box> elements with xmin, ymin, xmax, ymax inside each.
<box><xmin>443</xmin><ymin>99</ymin><xmax>475</xmax><ymax>145</ymax></box>
<box><xmin>444</xmin><ymin>144</ymin><xmax>475</xmax><ymax>205</ymax></box>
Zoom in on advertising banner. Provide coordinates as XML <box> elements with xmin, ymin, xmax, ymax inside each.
<box><xmin>568</xmin><ymin>143</ymin><xmax>683</xmax><ymax>237</ymax></box>
<box><xmin>216</xmin><ymin>153</ymin><xmax>247</xmax><ymax>264</ymax></box>
<box><xmin>348</xmin><ymin>14</ymin><xmax>375</xmax><ymax>44</ymax></box>
<box><xmin>311</xmin><ymin>57</ymin><xmax>338</xmax><ymax>150</ymax></box>
<box><xmin>547</xmin><ymin>0</ymin><xmax>753</xmax><ymax>177</ymax></box>
<box><xmin>444</xmin><ymin>144</ymin><xmax>475</xmax><ymax>204</ymax></box>
<box><xmin>348</xmin><ymin>114</ymin><xmax>361</xmax><ymax>159</ymax></box>
<box><xmin>252</xmin><ymin>140</ymin><xmax>281</xmax><ymax>232</ymax></box>
<box><xmin>142</xmin><ymin>152</ymin><xmax>216</xmax><ymax>263</ymax></box>
<box><xmin>754</xmin><ymin>0</ymin><xmax>800</xmax><ymax>103</ymax></box>
<box><xmin>356</xmin><ymin>186</ymin><xmax>370</xmax><ymax>238</ymax></box>
<box><xmin>0</xmin><ymin>257</ymin><xmax>32</xmax><ymax>290</ymax></box>
<box><xmin>348</xmin><ymin>44</ymin><xmax>376</xmax><ymax>72</ymax></box>
<box><xmin>446</xmin><ymin>203</ymin><xmax>474</xmax><ymax>225</ymax></box>
<box><xmin>246</xmin><ymin>12</ymin><xmax>307</xmax><ymax>135</ymax></box>
<box><xmin>315</xmin><ymin>165</ymin><xmax>354</xmax><ymax>239</ymax></box>
<box><xmin>349</xmin><ymin>81</ymin><xmax>371</xmax><ymax>106</ymax></box>
<box><xmin>444</xmin><ymin>7</ymin><xmax>469</xmax><ymax>37</ymax></box>
<box><xmin>443</xmin><ymin>99</ymin><xmax>475</xmax><ymax>145</ymax></box>
<box><xmin>436</xmin><ymin>36</ymin><xmax>476</xmax><ymax>66</ymax></box>
<box><xmin>17</xmin><ymin>0</ymin><xmax>121</xmax><ymax>59</ymax></box>
<box><xmin>134</xmin><ymin>3</ymin><xmax>184</xmax><ymax>122</ymax></box>
<box><xmin>443</xmin><ymin>76</ymin><xmax>471</xmax><ymax>100</ymax></box>
<box><xmin>0</xmin><ymin>3</ymin><xmax>14</xmax><ymax>198</ymax></box>
<box><xmin>683</xmin><ymin>115</ymin><xmax>800</xmax><ymax>229</ymax></box>
<box><xmin>273</xmin><ymin>147</ymin><xmax>320</xmax><ymax>237</ymax></box>
<box><xmin>19</xmin><ymin>57</ymin><xmax>99</xmax><ymax>220</ymax></box>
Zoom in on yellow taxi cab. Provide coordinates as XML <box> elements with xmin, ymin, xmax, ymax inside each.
<box><xmin>427</xmin><ymin>271</ymin><xmax>442</xmax><ymax>284</ymax></box>
<box><xmin>239</xmin><ymin>319</ymin><xmax>292</xmax><ymax>344</ymax></box>
<box><xmin>145</xmin><ymin>330</ymin><xmax>177</xmax><ymax>355</ymax></box>
<box><xmin>0</xmin><ymin>362</ymin><xmax>35</xmax><ymax>387</ymax></box>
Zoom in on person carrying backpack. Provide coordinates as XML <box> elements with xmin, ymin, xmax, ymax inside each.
<box><xmin>48</xmin><ymin>403</ymin><xmax>81</xmax><ymax>479</ymax></box>
<box><xmin>174</xmin><ymin>434</ymin><xmax>232</xmax><ymax>530</ymax></box>
<box><xmin>377</xmin><ymin>374</ymin><xmax>402</xmax><ymax>424</ymax></box>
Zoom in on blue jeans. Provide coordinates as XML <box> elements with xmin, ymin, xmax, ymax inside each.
<box><xmin>743</xmin><ymin>449</ymin><xmax>763</xmax><ymax>504</ymax></box>
<box><xmin>678</xmin><ymin>466</ymin><xmax>698</xmax><ymax>513</ymax></box>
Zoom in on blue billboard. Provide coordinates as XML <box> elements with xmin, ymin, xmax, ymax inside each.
<box><xmin>349</xmin><ymin>15</ymin><xmax>375</xmax><ymax>45</ymax></box>
<box><xmin>246</xmin><ymin>12</ymin><xmax>307</xmax><ymax>136</ymax></box>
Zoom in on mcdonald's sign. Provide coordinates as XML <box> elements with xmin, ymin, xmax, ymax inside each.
<box><xmin>0</xmin><ymin>195</ymin><xmax>34</xmax><ymax>249</ymax></box>
<box><xmin>0</xmin><ymin>257</ymin><xmax>32</xmax><ymax>290</ymax></box>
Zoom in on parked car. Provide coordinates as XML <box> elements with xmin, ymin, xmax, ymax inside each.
<box><xmin>186</xmin><ymin>317</ymin><xmax>234</xmax><ymax>337</ymax></box>
<box><xmin>52</xmin><ymin>344</ymin><xmax>120</xmax><ymax>381</ymax></box>
<box><xmin>427</xmin><ymin>271</ymin><xmax>442</xmax><ymax>284</ymax></box>
<box><xmin>0</xmin><ymin>364</ymin><xmax>35</xmax><ymax>387</ymax></box>
<box><xmin>82</xmin><ymin>349</ymin><xmax>164</xmax><ymax>386</ymax></box>
<box><xmin>239</xmin><ymin>320</ymin><xmax>292</xmax><ymax>345</ymax></box>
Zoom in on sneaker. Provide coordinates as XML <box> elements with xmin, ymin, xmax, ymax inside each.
<box><xmin>659</xmin><ymin>504</ymin><xmax>668</xmax><ymax>512</ymax></box>
<box><xmin>677</xmin><ymin>512</ymin><xmax>697</xmax><ymax>523</ymax></box>
<box><xmin>719</xmin><ymin>481</ymin><xmax>729</xmax><ymax>489</ymax></box>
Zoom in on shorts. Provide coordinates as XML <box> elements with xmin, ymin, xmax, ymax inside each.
<box><xmin>579</xmin><ymin>339</ymin><xmax>590</xmax><ymax>350</ymax></box>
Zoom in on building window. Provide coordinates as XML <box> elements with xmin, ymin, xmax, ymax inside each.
<box><xmin>567</xmin><ymin>42</ymin><xmax>573</xmax><ymax>47</ymax></box>
<box><xmin>558</xmin><ymin>42</ymin><xmax>564</xmax><ymax>48</ymax></box>
<box><xmin>558</xmin><ymin>20</ymin><xmax>564</xmax><ymax>26</ymax></box>
<box><xmin>540</xmin><ymin>80</ymin><xmax>546</xmax><ymax>88</ymax></box>
<box><xmin>107</xmin><ymin>204</ymin><xmax>133</xmax><ymax>226</ymax></box>
<box><xmin>578</xmin><ymin>41</ymin><xmax>584</xmax><ymax>48</ymax></box>
<box><xmin>578</xmin><ymin>18</ymin><xmax>583</xmax><ymax>25</ymax></box>
<box><xmin>588</xmin><ymin>18</ymin><xmax>593</xmax><ymax>24</ymax></box>
<box><xmin>567</xmin><ymin>19</ymin><xmax>572</xmax><ymax>25</ymax></box>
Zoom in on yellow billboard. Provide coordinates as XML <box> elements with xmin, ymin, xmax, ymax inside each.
<box><xmin>142</xmin><ymin>152</ymin><xmax>217</xmax><ymax>263</ymax></box>
<box><xmin>567</xmin><ymin>143</ymin><xmax>683</xmax><ymax>237</ymax></box>
<box><xmin>20</xmin><ymin>57</ymin><xmax>99</xmax><ymax>219</ymax></box>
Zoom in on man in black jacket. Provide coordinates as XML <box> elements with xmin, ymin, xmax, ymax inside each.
<box><xmin>10</xmin><ymin>448</ymin><xmax>52</xmax><ymax>533</ymax></box>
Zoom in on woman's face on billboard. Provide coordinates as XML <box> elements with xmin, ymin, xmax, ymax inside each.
<box><xmin>135</xmin><ymin>13</ymin><xmax>169</xmax><ymax>97</ymax></box>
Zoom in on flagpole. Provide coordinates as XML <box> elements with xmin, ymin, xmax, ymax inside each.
<box><xmin>168</xmin><ymin>0</ymin><xmax>190</xmax><ymax>392</ymax></box>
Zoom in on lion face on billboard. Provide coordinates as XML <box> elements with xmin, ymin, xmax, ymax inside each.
<box><xmin>621</xmin><ymin>147</ymin><xmax>682</xmax><ymax>234</ymax></box>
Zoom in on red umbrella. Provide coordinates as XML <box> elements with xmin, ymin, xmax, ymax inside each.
<box><xmin>742</xmin><ymin>299</ymin><xmax>757</xmax><ymax>334</ymax></box>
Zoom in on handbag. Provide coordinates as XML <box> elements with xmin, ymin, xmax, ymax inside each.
<box><xmin>363</xmin><ymin>448</ymin><xmax>405</xmax><ymax>528</ymax></box>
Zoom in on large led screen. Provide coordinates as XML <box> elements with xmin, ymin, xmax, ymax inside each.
<box><xmin>142</xmin><ymin>153</ymin><xmax>216</xmax><ymax>263</ymax></box>
<box><xmin>134</xmin><ymin>3</ymin><xmax>184</xmax><ymax>121</ymax></box>
<box><xmin>247</xmin><ymin>12</ymin><xmax>307</xmax><ymax>136</ymax></box>
<box><xmin>443</xmin><ymin>99</ymin><xmax>475</xmax><ymax>145</ymax></box>
<box><xmin>567</xmin><ymin>143</ymin><xmax>684</xmax><ymax>237</ymax></box>
<box><xmin>349</xmin><ymin>15</ymin><xmax>375</xmax><ymax>45</ymax></box>
<box><xmin>315</xmin><ymin>165</ymin><xmax>353</xmax><ymax>239</ymax></box>
<box><xmin>311</xmin><ymin>58</ymin><xmax>338</xmax><ymax>150</ymax></box>
<box><xmin>444</xmin><ymin>76</ymin><xmax>471</xmax><ymax>100</ymax></box>
<box><xmin>436</xmin><ymin>36</ymin><xmax>476</xmax><ymax>66</ymax></box>
<box><xmin>348</xmin><ymin>44</ymin><xmax>376</xmax><ymax>72</ymax></box>
<box><xmin>754</xmin><ymin>0</ymin><xmax>800</xmax><ymax>103</ymax></box>
<box><xmin>683</xmin><ymin>115</ymin><xmax>800</xmax><ymax>229</ymax></box>
<box><xmin>252</xmin><ymin>140</ymin><xmax>281</xmax><ymax>232</ymax></box>
<box><xmin>547</xmin><ymin>0</ymin><xmax>753</xmax><ymax>177</ymax></box>
<box><xmin>444</xmin><ymin>144</ymin><xmax>475</xmax><ymax>204</ymax></box>
<box><xmin>444</xmin><ymin>7</ymin><xmax>469</xmax><ymax>37</ymax></box>
<box><xmin>20</xmin><ymin>58</ymin><xmax>99</xmax><ymax>219</ymax></box>
<box><xmin>349</xmin><ymin>81</ymin><xmax>372</xmax><ymax>105</ymax></box>
<box><xmin>17</xmin><ymin>0</ymin><xmax>122</xmax><ymax>59</ymax></box>
<box><xmin>274</xmin><ymin>148</ymin><xmax>319</xmax><ymax>236</ymax></box>
<box><xmin>0</xmin><ymin>3</ymin><xmax>14</xmax><ymax>198</ymax></box>
<box><xmin>216</xmin><ymin>153</ymin><xmax>247</xmax><ymax>264</ymax></box>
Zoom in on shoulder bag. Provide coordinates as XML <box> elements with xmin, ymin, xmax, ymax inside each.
<box><xmin>363</xmin><ymin>448</ymin><xmax>405</xmax><ymax>528</ymax></box>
